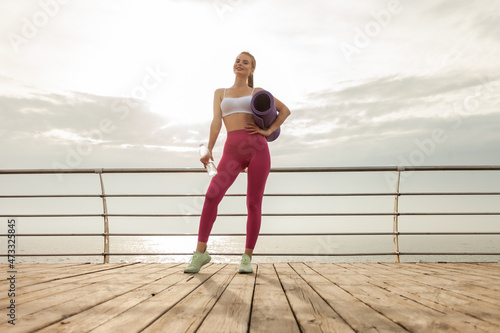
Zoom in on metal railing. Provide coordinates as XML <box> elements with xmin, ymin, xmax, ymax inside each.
<box><xmin>1</xmin><ymin>166</ymin><xmax>500</xmax><ymax>263</ymax></box>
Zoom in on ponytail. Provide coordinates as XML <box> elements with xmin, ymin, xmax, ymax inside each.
<box><xmin>240</xmin><ymin>51</ymin><xmax>256</xmax><ymax>88</ymax></box>
<box><xmin>248</xmin><ymin>73</ymin><xmax>254</xmax><ymax>88</ymax></box>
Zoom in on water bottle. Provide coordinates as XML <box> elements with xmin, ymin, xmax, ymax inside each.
<box><xmin>199</xmin><ymin>144</ymin><xmax>217</xmax><ymax>177</ymax></box>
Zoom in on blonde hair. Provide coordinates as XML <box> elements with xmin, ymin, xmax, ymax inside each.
<box><xmin>240</xmin><ymin>51</ymin><xmax>256</xmax><ymax>88</ymax></box>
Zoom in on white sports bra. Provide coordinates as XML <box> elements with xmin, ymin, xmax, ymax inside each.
<box><xmin>221</xmin><ymin>88</ymin><xmax>255</xmax><ymax>117</ymax></box>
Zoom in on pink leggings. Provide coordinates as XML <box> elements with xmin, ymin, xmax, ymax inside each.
<box><xmin>198</xmin><ymin>130</ymin><xmax>271</xmax><ymax>250</ymax></box>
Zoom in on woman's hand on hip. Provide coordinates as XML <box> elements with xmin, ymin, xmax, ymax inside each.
<box><xmin>245</xmin><ymin>122</ymin><xmax>270</xmax><ymax>137</ymax></box>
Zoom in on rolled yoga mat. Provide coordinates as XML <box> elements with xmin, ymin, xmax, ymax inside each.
<box><xmin>250</xmin><ymin>90</ymin><xmax>280</xmax><ymax>142</ymax></box>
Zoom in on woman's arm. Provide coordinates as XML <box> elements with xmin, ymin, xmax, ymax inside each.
<box><xmin>245</xmin><ymin>92</ymin><xmax>291</xmax><ymax>136</ymax></box>
<box><xmin>201</xmin><ymin>89</ymin><xmax>223</xmax><ymax>166</ymax></box>
<box><xmin>264</xmin><ymin>97</ymin><xmax>291</xmax><ymax>135</ymax></box>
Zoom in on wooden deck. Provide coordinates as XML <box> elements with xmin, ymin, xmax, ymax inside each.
<box><xmin>1</xmin><ymin>262</ymin><xmax>499</xmax><ymax>332</ymax></box>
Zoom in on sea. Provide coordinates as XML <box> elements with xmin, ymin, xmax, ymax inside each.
<box><xmin>5</xmin><ymin>233</ymin><xmax>500</xmax><ymax>265</ymax></box>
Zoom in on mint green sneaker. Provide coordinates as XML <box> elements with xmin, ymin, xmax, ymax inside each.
<box><xmin>184</xmin><ymin>251</ymin><xmax>211</xmax><ymax>273</ymax></box>
<box><xmin>238</xmin><ymin>254</ymin><xmax>253</xmax><ymax>274</ymax></box>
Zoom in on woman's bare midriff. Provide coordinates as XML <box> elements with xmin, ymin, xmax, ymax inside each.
<box><xmin>223</xmin><ymin>113</ymin><xmax>255</xmax><ymax>132</ymax></box>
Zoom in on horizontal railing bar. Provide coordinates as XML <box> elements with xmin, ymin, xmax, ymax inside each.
<box><xmin>0</xmin><ymin>254</ymin><xmax>106</xmax><ymax>257</ymax></box>
<box><xmin>2</xmin><ymin>232</ymin><xmax>500</xmax><ymax>237</ymax></box>
<box><xmin>396</xmin><ymin>232</ymin><xmax>500</xmax><ymax>235</ymax></box>
<box><xmin>1</xmin><ymin>193</ymin><xmax>392</xmax><ymax>198</ymax></box>
<box><xmin>271</xmin><ymin>166</ymin><xmax>500</xmax><ymax>172</ymax></box>
<box><xmin>0</xmin><ymin>214</ymin><xmax>103</xmax><ymax>217</ymax></box>
<box><xmin>398</xmin><ymin>192</ymin><xmax>500</xmax><ymax>196</ymax></box>
<box><xmin>2</xmin><ymin>192</ymin><xmax>500</xmax><ymax>199</ymax></box>
<box><xmin>399</xmin><ymin>212</ymin><xmax>500</xmax><ymax>216</ymax></box>
<box><xmin>2</xmin><ymin>252</ymin><xmax>499</xmax><ymax>257</ymax></box>
<box><xmin>1</xmin><ymin>253</ymin><xmax>393</xmax><ymax>257</ymax></box>
<box><xmin>1</xmin><ymin>165</ymin><xmax>500</xmax><ymax>175</ymax></box>
<box><xmin>0</xmin><ymin>195</ymin><xmax>102</xmax><ymax>198</ymax></box>
<box><xmin>3</xmin><ymin>212</ymin><xmax>500</xmax><ymax>218</ymax></box>
<box><xmin>397</xmin><ymin>252</ymin><xmax>500</xmax><ymax>256</ymax></box>
<box><xmin>0</xmin><ymin>168</ymin><xmax>207</xmax><ymax>175</ymax></box>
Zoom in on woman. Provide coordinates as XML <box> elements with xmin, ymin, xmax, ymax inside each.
<box><xmin>184</xmin><ymin>51</ymin><xmax>291</xmax><ymax>274</ymax></box>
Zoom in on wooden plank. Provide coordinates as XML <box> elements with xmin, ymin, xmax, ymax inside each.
<box><xmin>15</xmin><ymin>263</ymin><xmax>85</xmax><ymax>275</ymax></box>
<box><xmin>274</xmin><ymin>263</ymin><xmax>355</xmax><ymax>332</ymax></box>
<box><xmin>197</xmin><ymin>264</ymin><xmax>257</xmax><ymax>333</ymax></box>
<box><xmin>6</xmin><ymin>263</ymin><xmax>138</xmax><ymax>290</ymax></box>
<box><xmin>352</xmin><ymin>262</ymin><xmax>500</xmax><ymax>302</ymax></box>
<box><xmin>399</xmin><ymin>263</ymin><xmax>500</xmax><ymax>292</ymax></box>
<box><xmin>0</xmin><ymin>263</ymin><xmax>111</xmax><ymax>294</ymax></box>
<box><xmin>0</xmin><ymin>264</ymin><xmax>179</xmax><ymax>332</ymax></box>
<box><xmin>458</xmin><ymin>263</ymin><xmax>500</xmax><ymax>275</ymax></box>
<box><xmin>141</xmin><ymin>264</ymin><xmax>237</xmax><ymax>333</ymax></box>
<box><xmin>382</xmin><ymin>263</ymin><xmax>493</xmax><ymax>284</ymax></box>
<box><xmin>293</xmin><ymin>263</ymin><xmax>408</xmax><ymax>332</ymax></box>
<box><xmin>438</xmin><ymin>265</ymin><xmax>500</xmax><ymax>289</ymax></box>
<box><xmin>0</xmin><ymin>265</ymin><xmax>122</xmax><ymax>304</ymax></box>
<box><xmin>18</xmin><ymin>262</ymin><xmax>132</xmax><ymax>278</ymax></box>
<box><xmin>416</xmin><ymin>263</ymin><xmax>500</xmax><ymax>286</ymax></box>
<box><xmin>37</xmin><ymin>265</ymin><xmax>186</xmax><ymax>332</ymax></box>
<box><xmin>421</xmin><ymin>262</ymin><xmax>499</xmax><ymax>273</ymax></box>
<box><xmin>372</xmin><ymin>278</ymin><xmax>500</xmax><ymax>327</ymax></box>
<box><xmin>378</xmin><ymin>263</ymin><xmax>500</xmax><ymax>306</ymax></box>
<box><xmin>249</xmin><ymin>264</ymin><xmax>300</xmax><ymax>333</ymax></box>
<box><xmin>314</xmin><ymin>263</ymin><xmax>492</xmax><ymax>332</ymax></box>
<box><xmin>475</xmin><ymin>263</ymin><xmax>500</xmax><ymax>272</ymax></box>
<box><xmin>0</xmin><ymin>264</ymin><xmax>168</xmax><ymax>305</ymax></box>
<box><xmin>88</xmin><ymin>264</ymin><xmax>226</xmax><ymax>332</ymax></box>
<box><xmin>347</xmin><ymin>264</ymin><xmax>500</xmax><ymax>329</ymax></box>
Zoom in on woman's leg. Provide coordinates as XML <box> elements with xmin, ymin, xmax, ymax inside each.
<box><xmin>197</xmin><ymin>145</ymin><xmax>245</xmax><ymax>246</ymax></box>
<box><xmin>244</xmin><ymin>136</ymin><xmax>271</xmax><ymax>252</ymax></box>
<box><xmin>196</xmin><ymin>241</ymin><xmax>207</xmax><ymax>253</ymax></box>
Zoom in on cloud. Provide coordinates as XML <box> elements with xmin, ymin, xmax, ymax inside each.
<box><xmin>316</xmin><ymin>71</ymin><xmax>497</xmax><ymax>103</ymax></box>
<box><xmin>0</xmin><ymin>82</ymin><xmax>212</xmax><ymax>169</ymax></box>
<box><xmin>280</xmin><ymin>70</ymin><xmax>500</xmax><ymax>166</ymax></box>
<box><xmin>470</xmin><ymin>8</ymin><xmax>500</xmax><ymax>43</ymax></box>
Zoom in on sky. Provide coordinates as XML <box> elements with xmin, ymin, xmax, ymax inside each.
<box><xmin>0</xmin><ymin>1</ymin><xmax>499</xmax><ymax>262</ymax></box>
<box><xmin>1</xmin><ymin>0</ymin><xmax>499</xmax><ymax>172</ymax></box>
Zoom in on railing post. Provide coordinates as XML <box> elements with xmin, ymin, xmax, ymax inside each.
<box><xmin>96</xmin><ymin>169</ymin><xmax>110</xmax><ymax>264</ymax></box>
<box><xmin>393</xmin><ymin>167</ymin><xmax>402</xmax><ymax>263</ymax></box>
